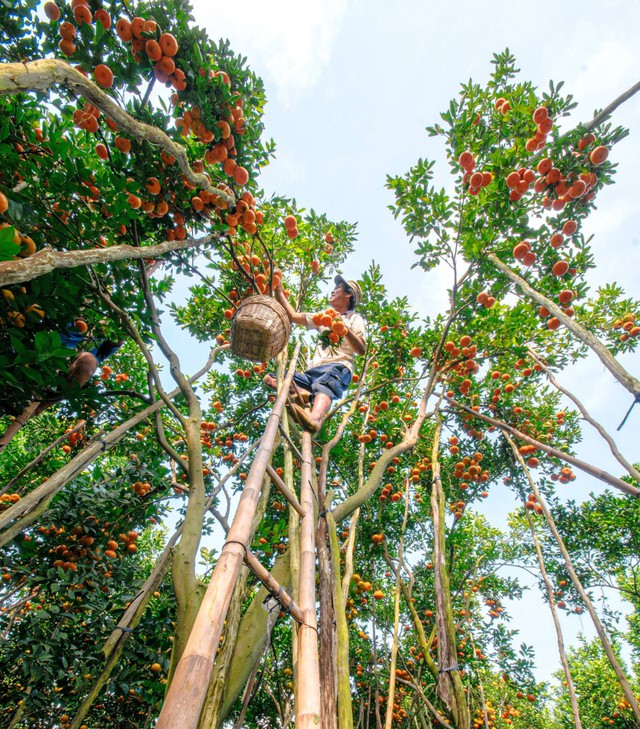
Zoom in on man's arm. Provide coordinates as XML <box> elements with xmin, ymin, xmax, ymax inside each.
<box><xmin>275</xmin><ymin>285</ymin><xmax>307</xmax><ymax>326</ymax></box>
<box><xmin>344</xmin><ymin>323</ymin><xmax>366</xmax><ymax>356</ymax></box>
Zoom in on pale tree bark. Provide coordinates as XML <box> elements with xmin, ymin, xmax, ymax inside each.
<box><xmin>527</xmin><ymin>348</ymin><xmax>640</xmax><ymax>482</ymax></box>
<box><xmin>0</xmin><ymin>234</ymin><xmax>218</xmax><ymax>288</ymax></box>
<box><xmin>430</xmin><ymin>413</ymin><xmax>470</xmax><ymax>729</ymax></box>
<box><xmin>523</xmin><ymin>507</ymin><xmax>583</xmax><ymax>729</ymax></box>
<box><xmin>327</xmin><ymin>510</ymin><xmax>354</xmax><ymax>729</ymax></box>
<box><xmin>383</xmin><ymin>480</ymin><xmax>410</xmax><ymax>729</ymax></box>
<box><xmin>487</xmin><ymin>251</ymin><xmax>640</xmax><ymax>398</ymax></box>
<box><xmin>0</xmin><ymin>59</ymin><xmax>234</xmax><ymax>207</ymax></box>
<box><xmin>504</xmin><ymin>432</ymin><xmax>640</xmax><ymax>724</ymax></box>
<box><xmin>218</xmin><ymin>550</ymin><xmax>293</xmax><ymax>721</ymax></box>
<box><xmin>445</xmin><ymin>395</ymin><xmax>640</xmax><ymax>498</ymax></box>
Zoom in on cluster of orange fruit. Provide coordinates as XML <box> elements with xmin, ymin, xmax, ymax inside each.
<box><xmin>0</xmin><ymin>492</ymin><xmax>21</xmax><ymax>513</ymax></box>
<box><xmin>47</xmin><ymin>0</ymin><xmax>110</xmax><ymax>58</ymax></box>
<box><xmin>379</xmin><ymin>484</ymin><xmax>403</xmax><ymax>503</ymax></box>
<box><xmin>312</xmin><ymin>307</ymin><xmax>348</xmax><ymax>345</ymax></box>
<box><xmin>131</xmin><ymin>480</ymin><xmax>151</xmax><ymax>497</ymax></box>
<box><xmin>614</xmin><ymin>313</ymin><xmax>640</xmax><ymax>342</ymax></box>
<box><xmin>524</xmin><ymin>493</ymin><xmax>543</xmax><ymax>514</ymax></box>
<box><xmin>452</xmin><ymin>449</ymin><xmax>490</xmax><ymax>485</ymax></box>
<box><xmin>442</xmin><ymin>335</ymin><xmax>479</xmax><ymax>396</ymax></box>
<box><xmin>283</xmin><ymin>214</ymin><xmax>299</xmax><ymax>239</ymax></box>
<box><xmin>458</xmin><ymin>151</ymin><xmax>493</xmax><ymax>196</ymax></box>
<box><xmin>115</xmin><ymin>15</ymin><xmax>183</xmax><ymax>88</ymax></box>
<box><xmin>551</xmin><ymin>466</ymin><xmax>576</xmax><ymax>484</ymax></box>
<box><xmin>235</xmin><ymin>361</ymin><xmax>267</xmax><ymax>378</ymax></box>
<box><xmin>535</xmin><ymin>155</ymin><xmax>599</xmax><ymax>212</ymax></box>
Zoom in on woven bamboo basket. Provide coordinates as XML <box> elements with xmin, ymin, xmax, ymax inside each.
<box><xmin>230</xmin><ymin>295</ymin><xmax>290</xmax><ymax>362</ymax></box>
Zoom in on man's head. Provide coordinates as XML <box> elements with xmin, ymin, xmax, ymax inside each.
<box><xmin>331</xmin><ymin>275</ymin><xmax>362</xmax><ymax>312</ymax></box>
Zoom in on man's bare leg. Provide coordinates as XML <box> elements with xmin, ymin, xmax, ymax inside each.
<box><xmin>0</xmin><ymin>352</ymin><xmax>99</xmax><ymax>451</ymax></box>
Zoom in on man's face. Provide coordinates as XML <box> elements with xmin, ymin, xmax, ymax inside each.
<box><xmin>329</xmin><ymin>284</ymin><xmax>351</xmax><ymax>313</ymax></box>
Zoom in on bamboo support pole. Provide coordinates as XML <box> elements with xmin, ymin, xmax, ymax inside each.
<box><xmin>156</xmin><ymin>344</ymin><xmax>301</xmax><ymax>729</ymax></box>
<box><xmin>266</xmin><ymin>464</ymin><xmax>305</xmax><ymax>517</ymax></box>
<box><xmin>505</xmin><ymin>432</ymin><xmax>640</xmax><ymax>724</ymax></box>
<box><xmin>244</xmin><ymin>549</ymin><xmax>304</xmax><ymax>623</ymax></box>
<box><xmin>295</xmin><ymin>430</ymin><xmax>321</xmax><ymax>728</ymax></box>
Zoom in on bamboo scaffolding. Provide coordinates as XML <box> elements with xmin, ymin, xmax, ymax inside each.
<box><xmin>295</xmin><ymin>430</ymin><xmax>321</xmax><ymax>728</ymax></box>
<box><xmin>155</xmin><ymin>343</ymin><xmax>301</xmax><ymax>729</ymax></box>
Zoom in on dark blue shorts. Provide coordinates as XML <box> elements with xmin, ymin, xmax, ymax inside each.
<box><xmin>293</xmin><ymin>363</ymin><xmax>351</xmax><ymax>402</ymax></box>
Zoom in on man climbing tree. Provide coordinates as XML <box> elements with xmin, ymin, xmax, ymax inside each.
<box><xmin>264</xmin><ymin>275</ymin><xmax>366</xmax><ymax>432</ymax></box>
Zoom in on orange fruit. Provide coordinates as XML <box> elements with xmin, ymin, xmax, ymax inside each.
<box><xmin>532</xmin><ymin>107</ymin><xmax>548</xmax><ymax>124</ymax></box>
<box><xmin>0</xmin><ymin>191</ymin><xmax>8</xmax><ymax>214</ymax></box>
<box><xmin>74</xmin><ymin>319</ymin><xmax>88</xmax><ymax>334</ymax></box>
<box><xmin>94</xmin><ymin>64</ymin><xmax>113</xmax><ymax>88</ymax></box>
<box><xmin>159</xmin><ymin>33</ymin><xmax>178</xmax><ymax>57</ymax></box>
<box><xmin>458</xmin><ymin>151</ymin><xmax>474</xmax><ymax>170</ymax></box>
<box><xmin>590</xmin><ymin>146</ymin><xmax>608</xmax><ymax>165</ymax></box>
<box><xmin>145</xmin><ymin>39</ymin><xmax>162</xmax><ymax>62</ymax></box>
<box><xmin>94</xmin><ymin>8</ymin><xmax>111</xmax><ymax>29</ymax></box>
<box><xmin>95</xmin><ymin>143</ymin><xmax>108</xmax><ymax>160</ymax></box>
<box><xmin>44</xmin><ymin>2</ymin><xmax>60</xmax><ymax>20</ymax></box>
<box><xmin>130</xmin><ymin>16</ymin><xmax>145</xmax><ymax>38</ymax></box>
<box><xmin>116</xmin><ymin>17</ymin><xmax>132</xmax><ymax>41</ymax></box>
<box><xmin>552</xmin><ymin>260</ymin><xmax>569</xmax><ymax>277</ymax></box>
<box><xmin>115</xmin><ymin>136</ymin><xmax>131</xmax><ymax>153</ymax></box>
<box><xmin>73</xmin><ymin>4</ymin><xmax>92</xmax><ymax>24</ymax></box>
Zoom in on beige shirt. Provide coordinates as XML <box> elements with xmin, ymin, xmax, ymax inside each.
<box><xmin>305</xmin><ymin>310</ymin><xmax>366</xmax><ymax>372</ymax></box>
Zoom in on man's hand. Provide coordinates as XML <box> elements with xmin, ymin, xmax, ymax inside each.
<box><xmin>275</xmin><ymin>284</ymin><xmax>306</xmax><ymax>326</ymax></box>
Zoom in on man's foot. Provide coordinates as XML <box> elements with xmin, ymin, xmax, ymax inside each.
<box><xmin>287</xmin><ymin>402</ymin><xmax>321</xmax><ymax>434</ymax></box>
<box><xmin>263</xmin><ymin>375</ymin><xmax>310</xmax><ymax>405</ymax></box>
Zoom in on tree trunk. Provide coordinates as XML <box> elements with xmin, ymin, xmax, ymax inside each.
<box><xmin>487</xmin><ymin>251</ymin><xmax>640</xmax><ymax>398</ymax></box>
<box><xmin>219</xmin><ymin>551</ymin><xmax>292</xmax><ymax>720</ymax></box>
<box><xmin>327</xmin><ymin>511</ymin><xmax>354</xmax><ymax>729</ymax></box>
<box><xmin>430</xmin><ymin>416</ymin><xmax>470</xmax><ymax>729</ymax></box>
<box><xmin>504</xmin><ymin>432</ymin><xmax>640</xmax><ymax>724</ymax></box>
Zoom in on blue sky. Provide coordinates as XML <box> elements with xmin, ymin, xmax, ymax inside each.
<box><xmin>175</xmin><ymin>0</ymin><xmax>640</xmax><ymax>684</ymax></box>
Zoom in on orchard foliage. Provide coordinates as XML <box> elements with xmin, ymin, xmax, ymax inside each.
<box><xmin>1</xmin><ymin>3</ymin><xmax>639</xmax><ymax>728</ymax></box>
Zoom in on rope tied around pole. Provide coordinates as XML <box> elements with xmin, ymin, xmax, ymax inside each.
<box><xmin>438</xmin><ymin>664</ymin><xmax>460</xmax><ymax>674</ymax></box>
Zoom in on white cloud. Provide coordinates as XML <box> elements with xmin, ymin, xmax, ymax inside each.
<box><xmin>194</xmin><ymin>0</ymin><xmax>349</xmax><ymax>107</ymax></box>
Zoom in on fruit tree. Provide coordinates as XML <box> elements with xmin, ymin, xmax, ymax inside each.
<box><xmin>1</xmin><ymin>3</ymin><xmax>639</xmax><ymax>729</ymax></box>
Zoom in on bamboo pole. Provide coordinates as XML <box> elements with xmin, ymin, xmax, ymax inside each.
<box><xmin>266</xmin><ymin>464</ymin><xmax>305</xmax><ymax>517</ymax></box>
<box><xmin>155</xmin><ymin>343</ymin><xmax>301</xmax><ymax>729</ymax></box>
<box><xmin>244</xmin><ymin>549</ymin><xmax>304</xmax><ymax>623</ymax></box>
<box><xmin>295</xmin><ymin>429</ymin><xmax>322</xmax><ymax>728</ymax></box>
<box><xmin>504</xmin><ymin>432</ymin><xmax>640</xmax><ymax>724</ymax></box>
